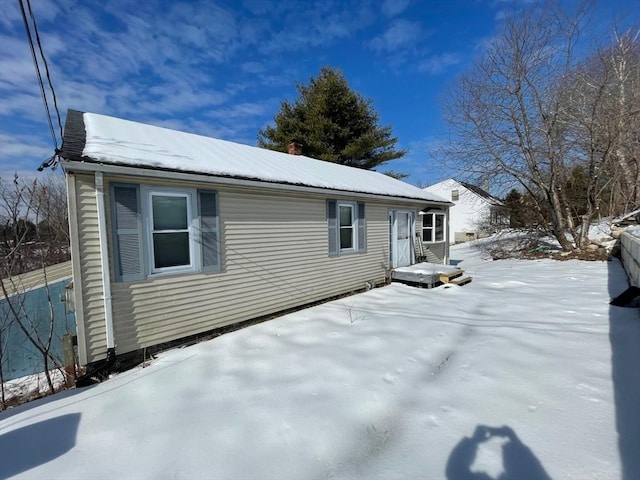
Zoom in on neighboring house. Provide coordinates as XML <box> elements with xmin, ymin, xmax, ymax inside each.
<box><xmin>59</xmin><ymin>110</ymin><xmax>451</xmax><ymax>367</ymax></box>
<box><xmin>424</xmin><ymin>179</ymin><xmax>509</xmax><ymax>244</ymax></box>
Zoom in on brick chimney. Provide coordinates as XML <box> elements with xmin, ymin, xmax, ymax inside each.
<box><xmin>287</xmin><ymin>141</ymin><xmax>303</xmax><ymax>155</ymax></box>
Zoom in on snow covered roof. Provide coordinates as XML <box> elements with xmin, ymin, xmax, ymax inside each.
<box><xmin>425</xmin><ymin>178</ymin><xmax>503</xmax><ymax>206</ymax></box>
<box><xmin>60</xmin><ymin>110</ymin><xmax>449</xmax><ymax>204</ymax></box>
<box><xmin>458</xmin><ymin>181</ymin><xmax>504</xmax><ymax>206</ymax></box>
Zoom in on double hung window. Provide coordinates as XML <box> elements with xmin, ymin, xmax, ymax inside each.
<box><xmin>326</xmin><ymin>200</ymin><xmax>366</xmax><ymax>255</ymax></box>
<box><xmin>339</xmin><ymin>203</ymin><xmax>355</xmax><ymax>251</ymax></box>
<box><xmin>422</xmin><ymin>211</ymin><xmax>445</xmax><ymax>243</ymax></box>
<box><xmin>111</xmin><ymin>183</ymin><xmax>221</xmax><ymax>281</ymax></box>
<box><xmin>150</xmin><ymin>192</ymin><xmax>192</xmax><ymax>272</ymax></box>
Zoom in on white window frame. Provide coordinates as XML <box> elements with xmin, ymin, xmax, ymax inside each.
<box><xmin>143</xmin><ymin>186</ymin><xmax>200</xmax><ymax>275</ymax></box>
<box><xmin>338</xmin><ymin>201</ymin><xmax>357</xmax><ymax>253</ymax></box>
<box><xmin>422</xmin><ymin>211</ymin><xmax>446</xmax><ymax>243</ymax></box>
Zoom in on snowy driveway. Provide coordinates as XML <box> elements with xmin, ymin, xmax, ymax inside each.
<box><xmin>1</xmin><ymin>251</ymin><xmax>638</xmax><ymax>480</ymax></box>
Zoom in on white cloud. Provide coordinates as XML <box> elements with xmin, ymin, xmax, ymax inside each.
<box><xmin>134</xmin><ymin>87</ymin><xmax>230</xmax><ymax>116</ymax></box>
<box><xmin>205</xmin><ymin>101</ymin><xmax>269</xmax><ymax>120</ymax></box>
<box><xmin>241</xmin><ymin>62</ymin><xmax>267</xmax><ymax>74</ymax></box>
<box><xmin>369</xmin><ymin>19</ymin><xmax>421</xmax><ymax>53</ymax></box>
<box><xmin>381</xmin><ymin>0</ymin><xmax>410</xmax><ymax>17</ymax></box>
<box><xmin>259</xmin><ymin>2</ymin><xmax>373</xmax><ymax>54</ymax></box>
<box><xmin>417</xmin><ymin>52</ymin><xmax>462</xmax><ymax>74</ymax></box>
<box><xmin>0</xmin><ymin>91</ymin><xmax>43</xmax><ymax>119</ymax></box>
<box><xmin>0</xmin><ymin>132</ymin><xmax>52</xmax><ymax>158</ymax></box>
<box><xmin>241</xmin><ymin>0</ymin><xmax>277</xmax><ymax>15</ymax></box>
<box><xmin>0</xmin><ymin>132</ymin><xmax>54</xmax><ymax>177</ymax></box>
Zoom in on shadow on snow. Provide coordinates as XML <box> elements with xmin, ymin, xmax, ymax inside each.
<box><xmin>0</xmin><ymin>412</ymin><xmax>80</xmax><ymax>479</ymax></box>
<box><xmin>607</xmin><ymin>257</ymin><xmax>640</xmax><ymax>480</ymax></box>
<box><xmin>445</xmin><ymin>425</ymin><xmax>551</xmax><ymax>480</ymax></box>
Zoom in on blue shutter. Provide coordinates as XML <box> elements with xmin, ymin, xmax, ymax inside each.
<box><xmin>198</xmin><ymin>190</ymin><xmax>221</xmax><ymax>271</ymax></box>
<box><xmin>327</xmin><ymin>200</ymin><xmax>338</xmax><ymax>256</ymax></box>
<box><xmin>357</xmin><ymin>202</ymin><xmax>366</xmax><ymax>253</ymax></box>
<box><xmin>111</xmin><ymin>184</ymin><xmax>143</xmax><ymax>281</ymax></box>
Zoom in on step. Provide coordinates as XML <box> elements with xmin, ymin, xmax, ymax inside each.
<box><xmin>448</xmin><ymin>274</ymin><xmax>473</xmax><ymax>286</ymax></box>
<box><xmin>439</xmin><ymin>269</ymin><xmax>464</xmax><ymax>283</ymax></box>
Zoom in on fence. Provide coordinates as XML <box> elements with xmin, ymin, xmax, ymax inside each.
<box><xmin>1</xmin><ymin>262</ymin><xmax>76</xmax><ymax>382</ymax></box>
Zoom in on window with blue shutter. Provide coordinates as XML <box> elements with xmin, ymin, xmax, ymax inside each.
<box><xmin>327</xmin><ymin>199</ymin><xmax>366</xmax><ymax>256</ymax></box>
<box><xmin>198</xmin><ymin>190</ymin><xmax>221</xmax><ymax>271</ymax></box>
<box><xmin>327</xmin><ymin>200</ymin><xmax>338</xmax><ymax>255</ymax></box>
<box><xmin>357</xmin><ymin>202</ymin><xmax>366</xmax><ymax>252</ymax></box>
<box><xmin>111</xmin><ymin>184</ymin><xmax>144</xmax><ymax>281</ymax></box>
<box><xmin>110</xmin><ymin>183</ymin><xmax>223</xmax><ymax>281</ymax></box>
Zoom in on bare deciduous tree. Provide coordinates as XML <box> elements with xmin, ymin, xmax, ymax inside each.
<box><xmin>439</xmin><ymin>1</ymin><xmax>638</xmax><ymax>251</ymax></box>
<box><xmin>560</xmin><ymin>30</ymin><xmax>640</xmax><ymax>246</ymax></box>
<box><xmin>0</xmin><ymin>172</ymin><xmax>70</xmax><ymax>405</ymax></box>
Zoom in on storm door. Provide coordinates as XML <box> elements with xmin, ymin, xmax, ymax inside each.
<box><xmin>389</xmin><ymin>210</ymin><xmax>414</xmax><ymax>268</ymax></box>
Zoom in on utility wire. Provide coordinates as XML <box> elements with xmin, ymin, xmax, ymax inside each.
<box><xmin>18</xmin><ymin>0</ymin><xmax>64</xmax><ymax>171</ymax></box>
<box><xmin>26</xmin><ymin>0</ymin><xmax>64</xmax><ymax>143</ymax></box>
<box><xmin>18</xmin><ymin>0</ymin><xmax>57</xmax><ymax>149</ymax></box>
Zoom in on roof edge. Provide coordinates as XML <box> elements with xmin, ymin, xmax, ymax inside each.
<box><xmin>59</xmin><ymin>109</ymin><xmax>87</xmax><ymax>162</ymax></box>
<box><xmin>60</xmin><ymin>159</ymin><xmax>453</xmax><ymax>206</ymax></box>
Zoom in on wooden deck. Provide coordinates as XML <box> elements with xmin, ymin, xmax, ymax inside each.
<box><xmin>392</xmin><ymin>262</ymin><xmax>472</xmax><ymax>288</ymax></box>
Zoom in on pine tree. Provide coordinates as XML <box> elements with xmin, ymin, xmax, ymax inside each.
<box><xmin>258</xmin><ymin>66</ymin><xmax>406</xmax><ymax>171</ymax></box>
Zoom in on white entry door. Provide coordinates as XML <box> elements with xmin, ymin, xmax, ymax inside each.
<box><xmin>390</xmin><ymin>210</ymin><xmax>414</xmax><ymax>268</ymax></box>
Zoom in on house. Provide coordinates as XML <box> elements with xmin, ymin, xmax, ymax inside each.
<box><xmin>58</xmin><ymin>110</ymin><xmax>452</xmax><ymax>368</ymax></box>
<box><xmin>424</xmin><ymin>179</ymin><xmax>509</xmax><ymax>244</ymax></box>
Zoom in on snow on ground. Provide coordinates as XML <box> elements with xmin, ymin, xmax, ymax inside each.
<box><xmin>1</xmin><ymin>370</ymin><xmax>67</xmax><ymax>405</ymax></box>
<box><xmin>1</xmin><ymin>244</ymin><xmax>638</xmax><ymax>480</ymax></box>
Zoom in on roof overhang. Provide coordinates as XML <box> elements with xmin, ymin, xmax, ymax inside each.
<box><xmin>60</xmin><ymin>158</ymin><xmax>453</xmax><ymax>207</ymax></box>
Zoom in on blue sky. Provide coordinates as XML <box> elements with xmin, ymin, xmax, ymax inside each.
<box><xmin>0</xmin><ymin>0</ymin><xmax>637</xmax><ymax>186</ymax></box>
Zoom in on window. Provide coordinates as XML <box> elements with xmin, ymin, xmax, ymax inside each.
<box><xmin>111</xmin><ymin>183</ymin><xmax>221</xmax><ymax>281</ymax></box>
<box><xmin>150</xmin><ymin>192</ymin><xmax>192</xmax><ymax>272</ymax></box>
<box><xmin>451</xmin><ymin>189</ymin><xmax>459</xmax><ymax>201</ymax></box>
<box><xmin>422</xmin><ymin>211</ymin><xmax>445</xmax><ymax>242</ymax></box>
<box><xmin>327</xmin><ymin>200</ymin><xmax>366</xmax><ymax>255</ymax></box>
<box><xmin>339</xmin><ymin>203</ymin><xmax>355</xmax><ymax>250</ymax></box>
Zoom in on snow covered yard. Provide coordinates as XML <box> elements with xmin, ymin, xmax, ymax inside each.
<box><xmin>1</xmin><ymin>246</ymin><xmax>638</xmax><ymax>480</ymax></box>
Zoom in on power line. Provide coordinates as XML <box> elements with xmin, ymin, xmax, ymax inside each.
<box><xmin>18</xmin><ymin>0</ymin><xmax>64</xmax><ymax>170</ymax></box>
<box><xmin>26</xmin><ymin>0</ymin><xmax>63</xmax><ymax>143</ymax></box>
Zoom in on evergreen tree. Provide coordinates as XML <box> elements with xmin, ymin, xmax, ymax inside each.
<box><xmin>258</xmin><ymin>66</ymin><xmax>406</xmax><ymax>171</ymax></box>
<box><xmin>503</xmin><ymin>189</ymin><xmax>541</xmax><ymax>228</ymax></box>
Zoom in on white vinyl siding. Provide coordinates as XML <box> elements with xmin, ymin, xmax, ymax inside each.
<box><xmin>72</xmin><ymin>174</ymin><xmax>107</xmax><ymax>363</ymax></box>
<box><xmin>111</xmin><ymin>188</ymin><xmax>392</xmax><ymax>360</ymax></box>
